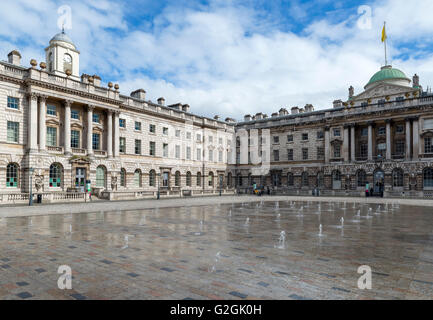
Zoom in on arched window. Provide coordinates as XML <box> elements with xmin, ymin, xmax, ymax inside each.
<box><xmin>332</xmin><ymin>170</ymin><xmax>342</xmax><ymax>190</ymax></box>
<box><xmin>392</xmin><ymin>168</ymin><xmax>404</xmax><ymax>187</ymax></box>
<box><xmin>49</xmin><ymin>163</ymin><xmax>62</xmax><ymax>187</ymax></box>
<box><xmin>175</xmin><ymin>171</ymin><xmax>181</xmax><ymax>187</ymax></box>
<box><xmin>6</xmin><ymin>163</ymin><xmax>19</xmax><ymax>187</ymax></box>
<box><xmin>196</xmin><ymin>172</ymin><xmax>201</xmax><ymax>187</ymax></box>
<box><xmin>208</xmin><ymin>172</ymin><xmax>214</xmax><ymax>187</ymax></box>
<box><xmin>423</xmin><ymin>168</ymin><xmax>433</xmax><ymax>189</ymax></box>
<box><xmin>134</xmin><ymin>169</ymin><xmax>142</xmax><ymax>188</ymax></box>
<box><xmin>302</xmin><ymin>172</ymin><xmax>309</xmax><ymax>187</ymax></box>
<box><xmin>236</xmin><ymin>174</ymin><xmax>242</xmax><ymax>187</ymax></box>
<box><xmin>357</xmin><ymin>170</ymin><xmax>367</xmax><ymax>187</ymax></box>
<box><xmin>120</xmin><ymin>168</ymin><xmax>126</xmax><ymax>187</ymax></box>
<box><xmin>186</xmin><ymin>172</ymin><xmax>192</xmax><ymax>187</ymax></box>
<box><xmin>227</xmin><ymin>172</ymin><xmax>232</xmax><ymax>188</ymax></box>
<box><xmin>149</xmin><ymin>170</ymin><xmax>156</xmax><ymax>187</ymax></box>
<box><xmin>96</xmin><ymin>166</ymin><xmax>106</xmax><ymax>188</ymax></box>
<box><xmin>287</xmin><ymin>173</ymin><xmax>294</xmax><ymax>187</ymax></box>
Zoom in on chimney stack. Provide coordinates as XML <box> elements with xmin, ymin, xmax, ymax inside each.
<box><xmin>304</xmin><ymin>104</ymin><xmax>314</xmax><ymax>112</ymax></box>
<box><xmin>8</xmin><ymin>50</ymin><xmax>21</xmax><ymax>66</ymax></box>
<box><xmin>333</xmin><ymin>100</ymin><xmax>343</xmax><ymax>108</ymax></box>
<box><xmin>279</xmin><ymin>108</ymin><xmax>288</xmax><ymax>116</ymax></box>
<box><xmin>182</xmin><ymin>104</ymin><xmax>190</xmax><ymax>113</ymax></box>
<box><xmin>157</xmin><ymin>97</ymin><xmax>165</xmax><ymax>106</ymax></box>
<box><xmin>244</xmin><ymin>114</ymin><xmax>251</xmax><ymax>122</ymax></box>
<box><xmin>348</xmin><ymin>86</ymin><xmax>354</xmax><ymax>99</ymax></box>
<box><xmin>291</xmin><ymin>107</ymin><xmax>299</xmax><ymax>114</ymax></box>
<box><xmin>131</xmin><ymin>89</ymin><xmax>146</xmax><ymax>100</ymax></box>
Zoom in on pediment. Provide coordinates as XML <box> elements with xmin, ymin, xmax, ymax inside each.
<box><xmin>421</xmin><ymin>129</ymin><xmax>433</xmax><ymax>137</ymax></box>
<box><xmin>69</xmin><ymin>156</ymin><xmax>91</xmax><ymax>164</ymax></box>
<box><xmin>353</xmin><ymin>83</ymin><xmax>415</xmax><ymax>101</ymax></box>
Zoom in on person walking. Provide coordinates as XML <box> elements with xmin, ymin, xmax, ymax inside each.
<box><xmin>365</xmin><ymin>181</ymin><xmax>370</xmax><ymax>197</ymax></box>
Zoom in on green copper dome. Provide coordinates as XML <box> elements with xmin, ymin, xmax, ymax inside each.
<box><xmin>366</xmin><ymin>66</ymin><xmax>409</xmax><ymax>86</ymax></box>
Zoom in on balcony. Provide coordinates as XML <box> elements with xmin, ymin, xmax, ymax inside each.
<box><xmin>392</xmin><ymin>154</ymin><xmax>405</xmax><ymax>160</ymax></box>
<box><xmin>420</xmin><ymin>153</ymin><xmax>433</xmax><ymax>159</ymax></box>
<box><xmin>355</xmin><ymin>156</ymin><xmax>368</xmax><ymax>162</ymax></box>
<box><xmin>72</xmin><ymin>148</ymin><xmax>87</xmax><ymax>155</ymax></box>
<box><xmin>94</xmin><ymin>150</ymin><xmax>107</xmax><ymax>157</ymax></box>
<box><xmin>47</xmin><ymin>146</ymin><xmax>64</xmax><ymax>154</ymax></box>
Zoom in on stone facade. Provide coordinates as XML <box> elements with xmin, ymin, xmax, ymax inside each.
<box><xmin>0</xmin><ymin>32</ymin><xmax>235</xmax><ymax>200</ymax></box>
<box><xmin>232</xmin><ymin>66</ymin><xmax>433</xmax><ymax>198</ymax></box>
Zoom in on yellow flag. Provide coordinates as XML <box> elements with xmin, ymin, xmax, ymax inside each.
<box><xmin>381</xmin><ymin>25</ymin><xmax>387</xmax><ymax>42</ymax></box>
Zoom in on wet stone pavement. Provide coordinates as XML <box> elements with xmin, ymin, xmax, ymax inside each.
<box><xmin>0</xmin><ymin>200</ymin><xmax>432</xmax><ymax>300</ymax></box>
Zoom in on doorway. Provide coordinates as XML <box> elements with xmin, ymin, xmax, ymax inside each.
<box><xmin>373</xmin><ymin>169</ymin><xmax>385</xmax><ymax>194</ymax></box>
<box><xmin>75</xmin><ymin>168</ymin><xmax>86</xmax><ymax>192</ymax></box>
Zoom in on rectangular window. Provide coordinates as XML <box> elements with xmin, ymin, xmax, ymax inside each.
<box><xmin>92</xmin><ymin>133</ymin><xmax>100</xmax><ymax>150</ymax></box>
<box><xmin>187</xmin><ymin>132</ymin><xmax>191</xmax><ymax>139</ymax></box>
<box><xmin>396</xmin><ymin>125</ymin><xmax>405</xmax><ymax>134</ymax></box>
<box><xmin>302</xmin><ymin>133</ymin><xmax>309</xmax><ymax>141</ymax></box>
<box><xmin>197</xmin><ymin>148</ymin><xmax>202</xmax><ymax>161</ymax></box>
<box><xmin>93</xmin><ymin>114</ymin><xmax>100</xmax><ymax>124</ymax></box>
<box><xmin>196</xmin><ymin>134</ymin><xmax>202</xmax><ymax>142</ymax></box>
<box><xmin>149</xmin><ymin>141</ymin><xmax>156</xmax><ymax>156</ymax></box>
<box><xmin>175</xmin><ymin>145</ymin><xmax>180</xmax><ymax>158</ymax></box>
<box><xmin>395</xmin><ymin>140</ymin><xmax>405</xmax><ymax>155</ymax></box>
<box><xmin>333</xmin><ymin>128</ymin><xmax>341</xmax><ymax>137</ymax></box>
<box><xmin>119</xmin><ymin>119</ymin><xmax>126</xmax><ymax>128</ymax></box>
<box><xmin>135</xmin><ymin>121</ymin><xmax>141</xmax><ymax>131</ymax></box>
<box><xmin>361</xmin><ymin>128</ymin><xmax>368</xmax><ymax>136</ymax></box>
<box><xmin>175</xmin><ymin>130</ymin><xmax>181</xmax><ymax>138</ymax></box>
<box><xmin>7</xmin><ymin>97</ymin><xmax>19</xmax><ymax>110</ymax></box>
<box><xmin>163</xmin><ymin>127</ymin><xmax>168</xmax><ymax>135</ymax></box>
<box><xmin>219</xmin><ymin>150</ymin><xmax>223</xmax><ymax>162</ymax></box>
<box><xmin>119</xmin><ymin>137</ymin><xmax>126</xmax><ymax>153</ymax></box>
<box><xmin>47</xmin><ymin>127</ymin><xmax>57</xmax><ymax>146</ymax></box>
<box><xmin>219</xmin><ymin>138</ymin><xmax>223</xmax><ymax>145</ymax></box>
<box><xmin>287</xmin><ymin>149</ymin><xmax>293</xmax><ymax>161</ymax></box>
<box><xmin>209</xmin><ymin>150</ymin><xmax>213</xmax><ymax>161</ymax></box>
<box><xmin>149</xmin><ymin>124</ymin><xmax>156</xmax><ymax>133</ymax></box>
<box><xmin>163</xmin><ymin>143</ymin><xmax>168</xmax><ymax>157</ymax></box>
<box><xmin>425</xmin><ymin>137</ymin><xmax>433</xmax><ymax>154</ymax></box>
<box><xmin>287</xmin><ymin>135</ymin><xmax>293</xmax><ymax>142</ymax></box>
<box><xmin>135</xmin><ymin>139</ymin><xmax>141</xmax><ymax>155</ymax></box>
<box><xmin>7</xmin><ymin>121</ymin><xmax>19</xmax><ymax>143</ymax></box>
<box><xmin>302</xmin><ymin>148</ymin><xmax>308</xmax><ymax>160</ymax></box>
<box><xmin>378</xmin><ymin>126</ymin><xmax>386</xmax><ymax>135</ymax></box>
<box><xmin>47</xmin><ymin>105</ymin><xmax>57</xmax><ymax>116</ymax></box>
<box><xmin>360</xmin><ymin>143</ymin><xmax>368</xmax><ymax>159</ymax></box>
<box><xmin>317</xmin><ymin>131</ymin><xmax>324</xmax><ymax>139</ymax></box>
<box><xmin>317</xmin><ymin>147</ymin><xmax>324</xmax><ymax>160</ymax></box>
<box><xmin>209</xmin><ymin>136</ymin><xmax>213</xmax><ymax>143</ymax></box>
<box><xmin>71</xmin><ymin>110</ymin><xmax>79</xmax><ymax>120</ymax></box>
<box><xmin>71</xmin><ymin>130</ymin><xmax>80</xmax><ymax>148</ymax></box>
<box><xmin>378</xmin><ymin>99</ymin><xmax>385</xmax><ymax>107</ymax></box>
<box><xmin>273</xmin><ymin>150</ymin><xmax>279</xmax><ymax>161</ymax></box>
<box><xmin>273</xmin><ymin>136</ymin><xmax>279</xmax><ymax>144</ymax></box>
<box><xmin>186</xmin><ymin>146</ymin><xmax>191</xmax><ymax>160</ymax></box>
<box><xmin>334</xmin><ymin>144</ymin><xmax>341</xmax><ymax>158</ymax></box>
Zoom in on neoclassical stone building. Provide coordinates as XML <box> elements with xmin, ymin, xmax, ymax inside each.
<box><xmin>234</xmin><ymin>66</ymin><xmax>433</xmax><ymax>198</ymax></box>
<box><xmin>2</xmin><ymin>31</ymin><xmax>433</xmax><ymax>202</ymax></box>
<box><xmin>0</xmin><ymin>31</ymin><xmax>236</xmax><ymax>202</ymax></box>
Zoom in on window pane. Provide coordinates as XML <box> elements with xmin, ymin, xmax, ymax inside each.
<box><xmin>7</xmin><ymin>121</ymin><xmax>19</xmax><ymax>143</ymax></box>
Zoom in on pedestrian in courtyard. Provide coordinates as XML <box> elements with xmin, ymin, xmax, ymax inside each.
<box><xmin>365</xmin><ymin>181</ymin><xmax>370</xmax><ymax>197</ymax></box>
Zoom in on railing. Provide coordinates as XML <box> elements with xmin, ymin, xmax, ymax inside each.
<box><xmin>94</xmin><ymin>150</ymin><xmax>107</xmax><ymax>157</ymax></box>
<box><xmin>355</xmin><ymin>156</ymin><xmax>368</xmax><ymax>161</ymax></box>
<box><xmin>419</xmin><ymin>153</ymin><xmax>433</xmax><ymax>159</ymax></box>
<box><xmin>392</xmin><ymin>154</ymin><xmax>405</xmax><ymax>160</ymax></box>
<box><xmin>0</xmin><ymin>192</ymin><xmax>86</xmax><ymax>204</ymax></box>
<box><xmin>72</xmin><ymin>148</ymin><xmax>86</xmax><ymax>155</ymax></box>
<box><xmin>47</xmin><ymin>146</ymin><xmax>64</xmax><ymax>153</ymax></box>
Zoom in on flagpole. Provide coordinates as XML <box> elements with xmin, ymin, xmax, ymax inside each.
<box><xmin>384</xmin><ymin>22</ymin><xmax>388</xmax><ymax>66</ymax></box>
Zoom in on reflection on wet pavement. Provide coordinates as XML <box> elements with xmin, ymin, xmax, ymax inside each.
<box><xmin>0</xmin><ymin>200</ymin><xmax>432</xmax><ymax>300</ymax></box>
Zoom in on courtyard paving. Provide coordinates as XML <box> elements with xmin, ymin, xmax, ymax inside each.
<box><xmin>0</xmin><ymin>199</ymin><xmax>432</xmax><ymax>300</ymax></box>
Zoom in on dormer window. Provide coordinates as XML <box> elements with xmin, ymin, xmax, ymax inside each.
<box><xmin>63</xmin><ymin>54</ymin><xmax>72</xmax><ymax>73</ymax></box>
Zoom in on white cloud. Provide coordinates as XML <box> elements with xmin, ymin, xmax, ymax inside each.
<box><xmin>1</xmin><ymin>0</ymin><xmax>433</xmax><ymax>120</ymax></box>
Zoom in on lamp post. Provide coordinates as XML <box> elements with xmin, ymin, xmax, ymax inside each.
<box><xmin>29</xmin><ymin>168</ymin><xmax>34</xmax><ymax>206</ymax></box>
<box><xmin>157</xmin><ymin>172</ymin><xmax>160</xmax><ymax>200</ymax></box>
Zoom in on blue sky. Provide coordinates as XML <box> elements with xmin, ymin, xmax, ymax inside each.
<box><xmin>1</xmin><ymin>0</ymin><xmax>433</xmax><ymax>119</ymax></box>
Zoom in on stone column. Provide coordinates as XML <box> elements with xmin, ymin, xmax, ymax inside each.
<box><xmin>350</xmin><ymin>124</ymin><xmax>356</xmax><ymax>162</ymax></box>
<box><xmin>87</xmin><ymin>105</ymin><xmax>94</xmax><ymax>156</ymax></box>
<box><xmin>405</xmin><ymin>118</ymin><xmax>411</xmax><ymax>160</ymax></box>
<box><xmin>343</xmin><ymin>125</ymin><xmax>349</xmax><ymax>162</ymax></box>
<box><xmin>107</xmin><ymin>110</ymin><xmax>113</xmax><ymax>158</ymax></box>
<box><xmin>113</xmin><ymin>111</ymin><xmax>120</xmax><ymax>158</ymax></box>
<box><xmin>412</xmin><ymin>117</ymin><xmax>419</xmax><ymax>160</ymax></box>
<box><xmin>39</xmin><ymin>95</ymin><xmax>47</xmax><ymax>152</ymax></box>
<box><xmin>367</xmin><ymin>122</ymin><xmax>373</xmax><ymax>161</ymax></box>
<box><xmin>64</xmin><ymin>100</ymin><xmax>72</xmax><ymax>155</ymax></box>
<box><xmin>386</xmin><ymin>119</ymin><xmax>392</xmax><ymax>160</ymax></box>
<box><xmin>28</xmin><ymin>93</ymin><xmax>39</xmax><ymax>152</ymax></box>
<box><xmin>324</xmin><ymin>127</ymin><xmax>330</xmax><ymax>163</ymax></box>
